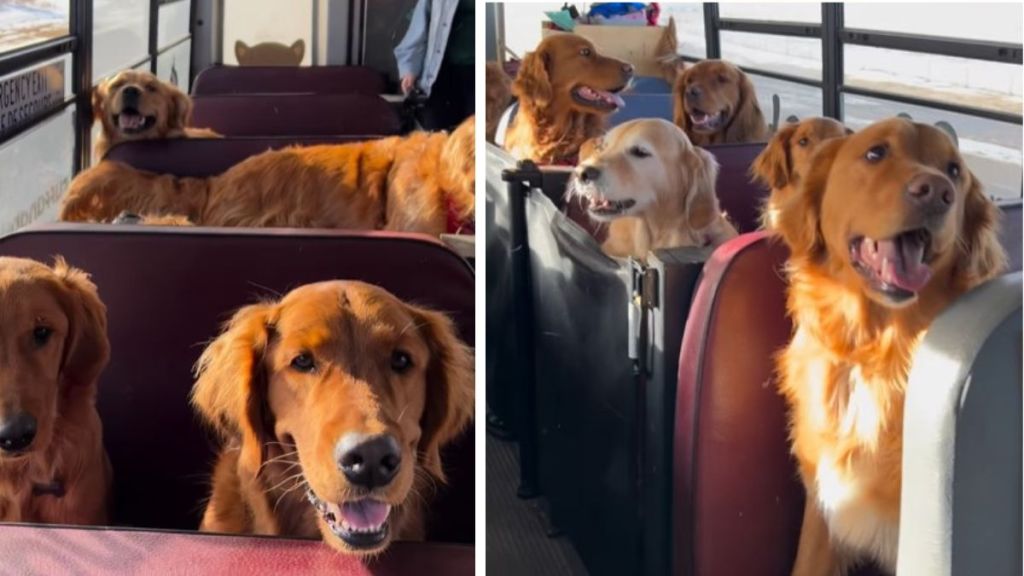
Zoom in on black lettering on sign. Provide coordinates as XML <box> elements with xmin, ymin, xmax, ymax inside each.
<box><xmin>0</xmin><ymin>61</ymin><xmax>66</xmax><ymax>139</ymax></box>
<box><xmin>1</xmin><ymin>176</ymin><xmax>71</xmax><ymax>236</ymax></box>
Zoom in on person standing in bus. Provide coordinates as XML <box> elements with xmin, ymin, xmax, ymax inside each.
<box><xmin>394</xmin><ymin>0</ymin><xmax>475</xmax><ymax>131</ymax></box>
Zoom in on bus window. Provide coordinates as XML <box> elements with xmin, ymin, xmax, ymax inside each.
<box><xmin>0</xmin><ymin>106</ymin><xmax>74</xmax><ymax>236</ymax></box>
<box><xmin>92</xmin><ymin>0</ymin><xmax>151</xmax><ymax>82</ymax></box>
<box><xmin>0</xmin><ymin>0</ymin><xmax>70</xmax><ymax>53</ymax></box>
<box><xmin>660</xmin><ymin>3</ymin><xmax>704</xmax><ymax>58</ymax></box>
<box><xmin>156</xmin><ymin>0</ymin><xmax>192</xmax><ymax>91</ymax></box>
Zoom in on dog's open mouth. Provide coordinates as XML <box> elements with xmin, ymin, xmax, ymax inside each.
<box><xmin>306</xmin><ymin>489</ymin><xmax>392</xmax><ymax>550</ymax></box>
<box><xmin>586</xmin><ymin>195</ymin><xmax>636</xmax><ymax>218</ymax></box>
<box><xmin>849</xmin><ymin>228</ymin><xmax>933</xmax><ymax>303</ymax></box>
<box><xmin>688</xmin><ymin>108</ymin><xmax>727</xmax><ymax>132</ymax></box>
<box><xmin>114</xmin><ymin>108</ymin><xmax>156</xmax><ymax>134</ymax></box>
<box><xmin>572</xmin><ymin>85</ymin><xmax>627</xmax><ymax>112</ymax></box>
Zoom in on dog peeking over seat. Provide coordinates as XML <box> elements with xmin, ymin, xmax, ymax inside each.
<box><xmin>776</xmin><ymin>118</ymin><xmax>1006</xmax><ymax>575</ymax></box>
<box><xmin>570</xmin><ymin>118</ymin><xmax>737</xmax><ymax>260</ymax></box>
<box><xmin>505</xmin><ymin>34</ymin><xmax>634</xmax><ymax>164</ymax></box>
<box><xmin>93</xmin><ymin>70</ymin><xmax>220</xmax><ymax>159</ymax></box>
<box><xmin>750</xmin><ymin>116</ymin><xmax>850</xmax><ymax>231</ymax></box>
<box><xmin>672</xmin><ymin>59</ymin><xmax>770</xmax><ymax>146</ymax></box>
<box><xmin>191</xmin><ymin>280</ymin><xmax>474</xmax><ymax>556</ymax></box>
<box><xmin>0</xmin><ymin>257</ymin><xmax>111</xmax><ymax>525</ymax></box>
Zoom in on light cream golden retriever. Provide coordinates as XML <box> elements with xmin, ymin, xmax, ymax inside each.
<box><xmin>93</xmin><ymin>70</ymin><xmax>220</xmax><ymax>159</ymax></box>
<box><xmin>570</xmin><ymin>118</ymin><xmax>737</xmax><ymax>259</ymax></box>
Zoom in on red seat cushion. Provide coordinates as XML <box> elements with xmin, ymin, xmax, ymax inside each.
<box><xmin>673</xmin><ymin>232</ymin><xmax>803</xmax><ymax>576</ymax></box>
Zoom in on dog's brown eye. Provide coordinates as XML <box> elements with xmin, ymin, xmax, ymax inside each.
<box><xmin>145</xmin><ymin>84</ymin><xmax>156</xmax><ymax>92</ymax></box>
<box><xmin>865</xmin><ymin>145</ymin><xmax>887</xmax><ymax>163</ymax></box>
<box><xmin>32</xmin><ymin>326</ymin><xmax>52</xmax><ymax>347</ymax></box>
<box><xmin>390</xmin><ymin>350</ymin><xmax>412</xmax><ymax>373</ymax></box>
<box><xmin>797</xmin><ymin>137</ymin><xmax>810</xmax><ymax>147</ymax></box>
<box><xmin>629</xmin><ymin>146</ymin><xmax>651</xmax><ymax>158</ymax></box>
<box><xmin>580</xmin><ymin>48</ymin><xmax>592</xmax><ymax>57</ymax></box>
<box><xmin>290</xmin><ymin>353</ymin><xmax>315</xmax><ymax>373</ymax></box>
<box><xmin>947</xmin><ymin>162</ymin><xmax>960</xmax><ymax>179</ymax></box>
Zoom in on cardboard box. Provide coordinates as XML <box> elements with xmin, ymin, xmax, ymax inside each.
<box><xmin>542</xmin><ymin>23</ymin><xmax>672</xmax><ymax>78</ymax></box>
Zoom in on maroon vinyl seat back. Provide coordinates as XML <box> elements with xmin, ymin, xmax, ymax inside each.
<box><xmin>105</xmin><ymin>136</ymin><xmax>377</xmax><ymax>178</ymax></box>
<box><xmin>673</xmin><ymin>232</ymin><xmax>803</xmax><ymax>576</ymax></box>
<box><xmin>191</xmin><ymin>65</ymin><xmax>386</xmax><ymax>96</ymax></box>
<box><xmin>705</xmin><ymin>143</ymin><xmax>769</xmax><ymax>233</ymax></box>
<box><xmin>0</xmin><ymin>225</ymin><xmax>474</xmax><ymax>544</ymax></box>
<box><xmin>191</xmin><ymin>94</ymin><xmax>401</xmax><ymax>137</ymax></box>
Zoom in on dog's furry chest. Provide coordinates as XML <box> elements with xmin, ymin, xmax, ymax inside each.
<box><xmin>783</xmin><ymin>329</ymin><xmax>905</xmax><ymax>571</ymax></box>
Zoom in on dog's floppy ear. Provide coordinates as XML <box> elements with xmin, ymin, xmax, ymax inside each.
<box><xmin>956</xmin><ymin>169</ymin><xmax>1006</xmax><ymax>284</ymax></box>
<box><xmin>776</xmin><ymin>136</ymin><xmax>845</xmax><ymax>257</ymax></box>
<box><xmin>168</xmin><ymin>83</ymin><xmax>193</xmax><ymax>132</ymax></box>
<box><xmin>683</xmin><ymin>145</ymin><xmax>722</xmax><ymax>231</ymax></box>
<box><xmin>513</xmin><ymin>44</ymin><xmax>552</xmax><ymax>110</ymax></box>
<box><xmin>724</xmin><ymin>68</ymin><xmax>768</xmax><ymax>142</ymax></box>
<box><xmin>411</xmin><ymin>306</ymin><xmax>474</xmax><ymax>482</ymax></box>
<box><xmin>672</xmin><ymin>67</ymin><xmax>693</xmax><ymax>134</ymax></box>
<box><xmin>193</xmin><ymin>302</ymin><xmax>277</xmax><ymax>474</ymax></box>
<box><xmin>91</xmin><ymin>82</ymin><xmax>108</xmax><ymax>121</ymax></box>
<box><xmin>52</xmin><ymin>258</ymin><xmax>110</xmax><ymax>388</ymax></box>
<box><xmin>751</xmin><ymin>122</ymin><xmax>798</xmax><ymax>189</ymax></box>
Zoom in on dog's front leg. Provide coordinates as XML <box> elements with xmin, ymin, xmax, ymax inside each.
<box><xmin>791</xmin><ymin>492</ymin><xmax>841</xmax><ymax>576</ymax></box>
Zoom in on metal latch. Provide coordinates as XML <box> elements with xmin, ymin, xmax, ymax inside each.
<box><xmin>628</xmin><ymin>259</ymin><xmax>659</xmax><ymax>376</ymax></box>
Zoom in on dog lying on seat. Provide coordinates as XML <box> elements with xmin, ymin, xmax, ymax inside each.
<box><xmin>0</xmin><ymin>257</ymin><xmax>111</xmax><ymax>525</ymax></box>
<box><xmin>93</xmin><ymin>70</ymin><xmax>219</xmax><ymax>159</ymax></box>
<box><xmin>60</xmin><ymin>117</ymin><xmax>475</xmax><ymax>237</ymax></box>
<box><xmin>570</xmin><ymin>118</ymin><xmax>737</xmax><ymax>259</ymax></box>
<box><xmin>192</xmin><ymin>280</ymin><xmax>474</xmax><ymax>555</ymax></box>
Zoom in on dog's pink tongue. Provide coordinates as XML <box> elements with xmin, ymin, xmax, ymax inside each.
<box><xmin>876</xmin><ymin>236</ymin><xmax>931</xmax><ymax>292</ymax></box>
<box><xmin>340</xmin><ymin>500</ymin><xmax>391</xmax><ymax>530</ymax></box>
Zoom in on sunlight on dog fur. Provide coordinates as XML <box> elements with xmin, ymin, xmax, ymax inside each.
<box><xmin>776</xmin><ymin>118</ymin><xmax>1005</xmax><ymax>575</ymax></box>
<box><xmin>570</xmin><ymin>118</ymin><xmax>737</xmax><ymax>259</ymax></box>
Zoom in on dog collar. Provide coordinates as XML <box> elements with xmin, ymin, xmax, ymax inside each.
<box><xmin>32</xmin><ymin>479</ymin><xmax>65</xmax><ymax>498</ymax></box>
<box><xmin>446</xmin><ymin>196</ymin><xmax>474</xmax><ymax>235</ymax></box>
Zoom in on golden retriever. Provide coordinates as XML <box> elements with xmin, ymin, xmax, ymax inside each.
<box><xmin>93</xmin><ymin>70</ymin><xmax>220</xmax><ymax>159</ymax></box>
<box><xmin>570</xmin><ymin>118</ymin><xmax>737</xmax><ymax>259</ymax></box>
<box><xmin>0</xmin><ymin>257</ymin><xmax>111</xmax><ymax>525</ymax></box>
<box><xmin>505</xmin><ymin>34</ymin><xmax>634</xmax><ymax>164</ymax></box>
<box><xmin>672</xmin><ymin>59</ymin><xmax>770</xmax><ymax>146</ymax></box>
<box><xmin>775</xmin><ymin>118</ymin><xmax>1005</xmax><ymax>575</ymax></box>
<box><xmin>192</xmin><ymin>280</ymin><xmax>474</xmax><ymax>556</ymax></box>
<box><xmin>750</xmin><ymin>117</ymin><xmax>850</xmax><ymax>230</ymax></box>
<box><xmin>60</xmin><ymin>116</ymin><xmax>476</xmax><ymax>237</ymax></box>
<box><xmin>485</xmin><ymin>62</ymin><xmax>513</xmax><ymax>144</ymax></box>
<box><xmin>235</xmin><ymin>40</ymin><xmax>305</xmax><ymax>66</ymax></box>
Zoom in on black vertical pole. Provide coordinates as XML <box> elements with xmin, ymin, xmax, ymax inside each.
<box><xmin>822</xmin><ymin>3</ymin><xmax>843</xmax><ymax>120</ymax></box>
<box><xmin>703</xmin><ymin>3</ymin><xmax>720</xmax><ymax>59</ymax></box>
<box><xmin>149</xmin><ymin>0</ymin><xmax>159</xmax><ymax>74</ymax></box>
<box><xmin>71</xmin><ymin>0</ymin><xmax>93</xmax><ymax>174</ymax></box>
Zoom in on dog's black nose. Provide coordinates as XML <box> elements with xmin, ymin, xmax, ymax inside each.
<box><xmin>906</xmin><ymin>173</ymin><xmax>954</xmax><ymax>214</ymax></box>
<box><xmin>121</xmin><ymin>86</ymin><xmax>141</xmax><ymax>105</ymax></box>
<box><xmin>686</xmin><ymin>85</ymin><xmax>702</xmax><ymax>101</ymax></box>
<box><xmin>622</xmin><ymin>63</ymin><xmax>634</xmax><ymax>76</ymax></box>
<box><xmin>579</xmin><ymin>166</ymin><xmax>601</xmax><ymax>183</ymax></box>
<box><xmin>0</xmin><ymin>412</ymin><xmax>37</xmax><ymax>454</ymax></box>
<box><xmin>336</xmin><ymin>434</ymin><xmax>401</xmax><ymax>489</ymax></box>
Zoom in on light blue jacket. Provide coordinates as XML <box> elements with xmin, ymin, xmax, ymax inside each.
<box><xmin>393</xmin><ymin>0</ymin><xmax>460</xmax><ymax>97</ymax></box>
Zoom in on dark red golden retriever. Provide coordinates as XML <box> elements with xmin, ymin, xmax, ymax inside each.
<box><xmin>192</xmin><ymin>281</ymin><xmax>474</xmax><ymax>556</ymax></box>
<box><xmin>672</xmin><ymin>59</ymin><xmax>770</xmax><ymax>146</ymax></box>
<box><xmin>776</xmin><ymin>118</ymin><xmax>1005</xmax><ymax>575</ymax></box>
<box><xmin>505</xmin><ymin>34</ymin><xmax>634</xmax><ymax>164</ymax></box>
<box><xmin>0</xmin><ymin>257</ymin><xmax>111</xmax><ymax>525</ymax></box>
